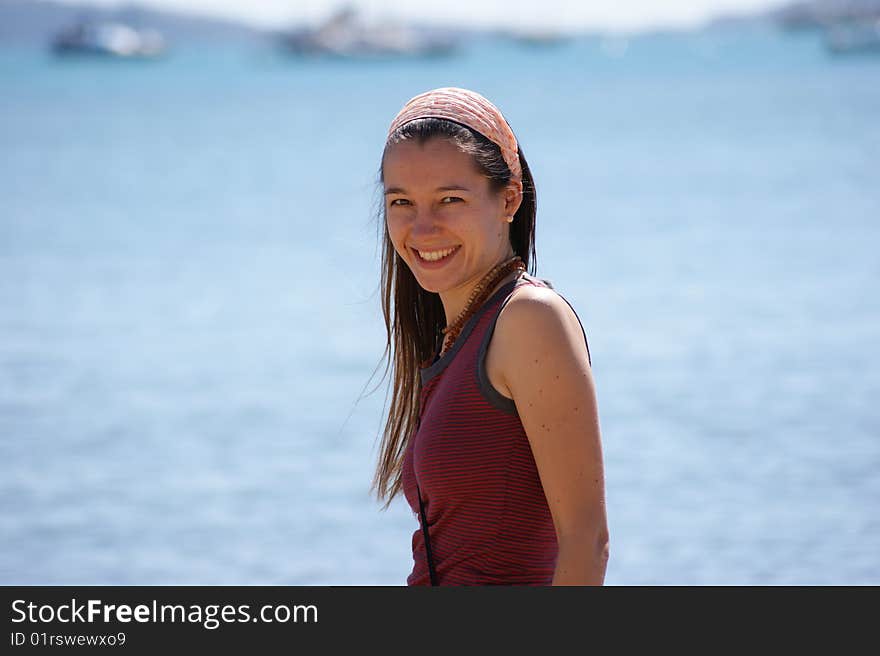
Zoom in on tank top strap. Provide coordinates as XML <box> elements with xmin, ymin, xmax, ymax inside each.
<box><xmin>515</xmin><ymin>272</ymin><xmax>554</xmax><ymax>290</ymax></box>
<box><xmin>420</xmin><ymin>274</ymin><xmax>526</xmax><ymax>383</ymax></box>
<box><xmin>472</xmin><ymin>274</ymin><xmax>546</xmax><ymax>414</ymax></box>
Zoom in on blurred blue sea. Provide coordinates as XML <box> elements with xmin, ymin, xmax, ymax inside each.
<box><xmin>1</xmin><ymin>25</ymin><xmax>878</xmax><ymax>585</ymax></box>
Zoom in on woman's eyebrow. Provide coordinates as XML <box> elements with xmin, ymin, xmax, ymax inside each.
<box><xmin>384</xmin><ymin>185</ymin><xmax>471</xmax><ymax>195</ymax></box>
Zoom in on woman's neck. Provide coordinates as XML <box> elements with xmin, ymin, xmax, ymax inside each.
<box><xmin>437</xmin><ymin>258</ymin><xmax>524</xmax><ymax>355</ymax></box>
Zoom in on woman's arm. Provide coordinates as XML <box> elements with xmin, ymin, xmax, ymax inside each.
<box><xmin>494</xmin><ymin>286</ymin><xmax>609</xmax><ymax>585</ymax></box>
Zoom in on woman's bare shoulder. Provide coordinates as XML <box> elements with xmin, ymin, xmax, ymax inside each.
<box><xmin>492</xmin><ymin>283</ymin><xmax>591</xmax><ymax>386</ymax></box>
<box><xmin>497</xmin><ymin>284</ymin><xmax>584</xmax><ymax>345</ymax></box>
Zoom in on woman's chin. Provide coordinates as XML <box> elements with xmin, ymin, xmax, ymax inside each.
<box><xmin>413</xmin><ymin>276</ymin><xmax>446</xmax><ymax>294</ymax></box>
<box><xmin>408</xmin><ymin>263</ymin><xmax>454</xmax><ymax>294</ymax></box>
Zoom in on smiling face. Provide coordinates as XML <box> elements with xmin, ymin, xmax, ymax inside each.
<box><xmin>383</xmin><ymin>137</ymin><xmax>521</xmax><ymax>318</ymax></box>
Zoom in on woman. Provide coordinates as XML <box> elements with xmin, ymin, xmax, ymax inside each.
<box><xmin>371</xmin><ymin>87</ymin><xmax>608</xmax><ymax>585</ymax></box>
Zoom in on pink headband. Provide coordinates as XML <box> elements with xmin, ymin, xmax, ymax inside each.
<box><xmin>386</xmin><ymin>87</ymin><xmax>522</xmax><ymax>180</ymax></box>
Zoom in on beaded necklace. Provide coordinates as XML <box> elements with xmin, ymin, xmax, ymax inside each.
<box><xmin>438</xmin><ymin>255</ymin><xmax>526</xmax><ymax>358</ymax></box>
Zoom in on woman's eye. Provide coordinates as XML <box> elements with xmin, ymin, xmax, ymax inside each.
<box><xmin>441</xmin><ymin>196</ymin><xmax>463</xmax><ymax>204</ymax></box>
<box><xmin>389</xmin><ymin>198</ymin><xmax>410</xmax><ymax>207</ymax></box>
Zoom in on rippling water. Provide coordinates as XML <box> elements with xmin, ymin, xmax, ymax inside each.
<box><xmin>1</xmin><ymin>25</ymin><xmax>878</xmax><ymax>584</ymax></box>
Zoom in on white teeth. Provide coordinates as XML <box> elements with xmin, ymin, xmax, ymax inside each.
<box><xmin>417</xmin><ymin>246</ymin><xmax>457</xmax><ymax>262</ymax></box>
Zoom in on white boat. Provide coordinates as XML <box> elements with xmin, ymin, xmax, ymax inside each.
<box><xmin>280</xmin><ymin>7</ymin><xmax>456</xmax><ymax>59</ymax></box>
<box><xmin>51</xmin><ymin>22</ymin><xmax>166</xmax><ymax>58</ymax></box>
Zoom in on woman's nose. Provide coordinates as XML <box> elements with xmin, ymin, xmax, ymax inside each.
<box><xmin>410</xmin><ymin>207</ymin><xmax>442</xmax><ymax>236</ymax></box>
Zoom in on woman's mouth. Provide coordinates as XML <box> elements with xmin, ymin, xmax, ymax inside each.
<box><xmin>412</xmin><ymin>245</ymin><xmax>461</xmax><ymax>268</ymax></box>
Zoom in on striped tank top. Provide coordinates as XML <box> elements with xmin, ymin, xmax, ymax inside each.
<box><xmin>401</xmin><ymin>272</ymin><xmax>591</xmax><ymax>585</ymax></box>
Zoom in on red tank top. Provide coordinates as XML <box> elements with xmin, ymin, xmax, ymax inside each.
<box><xmin>401</xmin><ymin>273</ymin><xmax>591</xmax><ymax>585</ymax></box>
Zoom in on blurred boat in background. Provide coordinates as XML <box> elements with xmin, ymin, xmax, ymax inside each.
<box><xmin>824</xmin><ymin>17</ymin><xmax>880</xmax><ymax>53</ymax></box>
<box><xmin>279</xmin><ymin>6</ymin><xmax>457</xmax><ymax>59</ymax></box>
<box><xmin>502</xmin><ymin>27</ymin><xmax>573</xmax><ymax>48</ymax></box>
<box><xmin>51</xmin><ymin>21</ymin><xmax>166</xmax><ymax>58</ymax></box>
<box><xmin>774</xmin><ymin>0</ymin><xmax>880</xmax><ymax>31</ymax></box>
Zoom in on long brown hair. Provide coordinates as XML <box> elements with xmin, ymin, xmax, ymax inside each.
<box><xmin>370</xmin><ymin>117</ymin><xmax>538</xmax><ymax>507</ymax></box>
